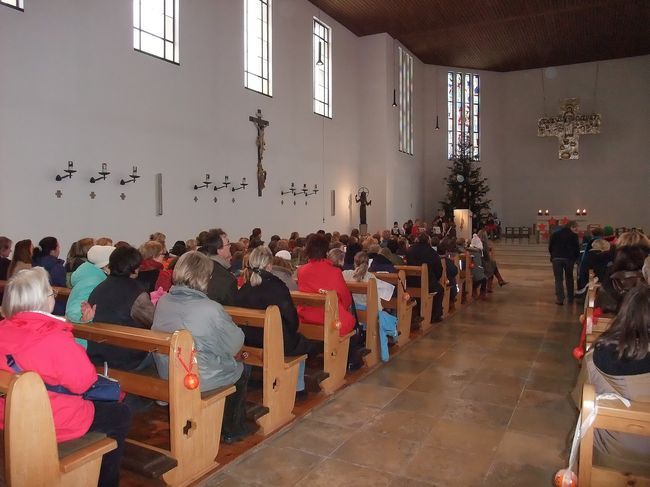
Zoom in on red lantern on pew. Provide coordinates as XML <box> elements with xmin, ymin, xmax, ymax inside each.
<box><xmin>177</xmin><ymin>347</ymin><xmax>200</xmax><ymax>390</ymax></box>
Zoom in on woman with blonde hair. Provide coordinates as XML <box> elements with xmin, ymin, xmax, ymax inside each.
<box><xmin>235</xmin><ymin>246</ymin><xmax>315</xmax><ymax>399</ymax></box>
<box><xmin>7</xmin><ymin>239</ymin><xmax>32</xmax><ymax>278</ymax></box>
<box><xmin>137</xmin><ymin>240</ymin><xmax>172</xmax><ymax>292</ymax></box>
<box><xmin>153</xmin><ymin>251</ymin><xmax>250</xmax><ymax>443</ymax></box>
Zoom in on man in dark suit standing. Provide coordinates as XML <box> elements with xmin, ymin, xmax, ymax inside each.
<box><xmin>548</xmin><ymin>221</ymin><xmax>580</xmax><ymax>305</ymax></box>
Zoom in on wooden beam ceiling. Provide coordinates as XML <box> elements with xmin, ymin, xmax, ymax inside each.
<box><xmin>308</xmin><ymin>0</ymin><xmax>650</xmax><ymax>71</ymax></box>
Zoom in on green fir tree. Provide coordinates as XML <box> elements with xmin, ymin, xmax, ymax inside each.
<box><xmin>440</xmin><ymin>138</ymin><xmax>491</xmax><ymax>227</ymax></box>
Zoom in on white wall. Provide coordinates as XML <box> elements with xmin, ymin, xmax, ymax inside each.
<box><xmin>423</xmin><ymin>55</ymin><xmax>650</xmax><ymax>230</ymax></box>
<box><xmin>1</xmin><ymin>0</ymin><xmax>407</xmax><ymax>252</ymax></box>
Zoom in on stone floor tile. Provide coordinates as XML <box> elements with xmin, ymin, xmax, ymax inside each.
<box><xmin>422</xmin><ymin>419</ymin><xmax>504</xmax><ymax>454</ymax></box>
<box><xmin>508</xmin><ymin>405</ymin><xmax>577</xmax><ymax>441</ymax></box>
<box><xmin>383</xmin><ymin>389</ymin><xmax>449</xmax><ymax>417</ymax></box>
<box><xmin>336</xmin><ymin>383</ymin><xmax>403</xmax><ymax>408</ymax></box>
<box><xmin>484</xmin><ymin>461</ymin><xmax>556</xmax><ymax>487</ymax></box>
<box><xmin>225</xmin><ymin>446</ymin><xmax>322</xmax><ymax>486</ymax></box>
<box><xmin>270</xmin><ymin>418</ymin><xmax>357</xmax><ymax>456</ymax></box>
<box><xmin>404</xmin><ymin>444</ymin><xmax>493</xmax><ymax>486</ymax></box>
<box><xmin>308</xmin><ymin>400</ymin><xmax>380</xmax><ymax>429</ymax></box>
<box><xmin>360</xmin><ymin>368</ymin><xmax>419</xmax><ymax>389</ymax></box>
<box><xmin>296</xmin><ymin>458</ymin><xmax>394</xmax><ymax>487</ymax></box>
<box><xmin>440</xmin><ymin>398</ymin><xmax>515</xmax><ymax>429</ymax></box>
<box><xmin>364</xmin><ymin>409</ymin><xmax>438</xmax><ymax>441</ymax></box>
<box><xmin>494</xmin><ymin>431</ymin><xmax>566</xmax><ymax>470</ymax></box>
<box><xmin>331</xmin><ymin>430</ymin><xmax>420</xmax><ymax>476</ymax></box>
<box><xmin>460</xmin><ymin>381</ymin><xmax>523</xmax><ymax>407</ymax></box>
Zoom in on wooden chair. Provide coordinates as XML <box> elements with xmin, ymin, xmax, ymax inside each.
<box><xmin>520</xmin><ymin>226</ymin><xmax>531</xmax><ymax>243</ymax></box>
<box><xmin>374</xmin><ymin>270</ymin><xmax>415</xmax><ymax>348</ymax></box>
<box><xmin>395</xmin><ymin>264</ymin><xmax>435</xmax><ymax>331</ymax></box>
<box><xmin>290</xmin><ymin>290</ymin><xmax>354</xmax><ymax>395</ymax></box>
<box><xmin>579</xmin><ymin>384</ymin><xmax>650</xmax><ymax>486</ymax></box>
<box><xmin>504</xmin><ymin>227</ymin><xmax>515</xmax><ymax>242</ymax></box>
<box><xmin>345</xmin><ymin>279</ymin><xmax>380</xmax><ymax>368</ymax></box>
<box><xmin>72</xmin><ymin>324</ymin><xmax>235</xmax><ymax>486</ymax></box>
<box><xmin>0</xmin><ymin>369</ymin><xmax>116</xmax><ymax>487</ymax></box>
<box><xmin>222</xmin><ymin>305</ymin><xmax>307</xmax><ymax>436</ymax></box>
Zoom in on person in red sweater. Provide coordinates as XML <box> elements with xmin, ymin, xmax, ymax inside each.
<box><xmin>138</xmin><ymin>240</ymin><xmax>173</xmax><ymax>292</ymax></box>
<box><xmin>297</xmin><ymin>233</ymin><xmax>355</xmax><ymax>336</ymax></box>
<box><xmin>0</xmin><ymin>267</ymin><xmax>131</xmax><ymax>487</ymax></box>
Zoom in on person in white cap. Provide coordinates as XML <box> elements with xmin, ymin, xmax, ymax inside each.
<box><xmin>65</xmin><ymin>245</ymin><xmax>115</xmax><ymax>331</ymax></box>
<box><xmin>271</xmin><ymin>249</ymin><xmax>297</xmax><ymax>291</ymax></box>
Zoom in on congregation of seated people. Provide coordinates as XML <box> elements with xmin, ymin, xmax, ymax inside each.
<box><xmin>0</xmin><ymin>218</ymin><xmax>520</xmax><ymax>485</ymax></box>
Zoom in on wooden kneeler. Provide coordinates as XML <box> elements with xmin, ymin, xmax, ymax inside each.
<box><xmin>73</xmin><ymin>324</ymin><xmax>235</xmax><ymax>487</ymax></box>
<box><xmin>396</xmin><ymin>264</ymin><xmax>435</xmax><ymax>330</ymax></box>
<box><xmin>345</xmin><ymin>279</ymin><xmax>380</xmax><ymax>368</ymax></box>
<box><xmin>291</xmin><ymin>290</ymin><xmax>354</xmax><ymax>395</ymax></box>
<box><xmin>223</xmin><ymin>305</ymin><xmax>307</xmax><ymax>436</ymax></box>
<box><xmin>374</xmin><ymin>270</ymin><xmax>415</xmax><ymax>348</ymax></box>
<box><xmin>0</xmin><ymin>369</ymin><xmax>116</xmax><ymax>487</ymax></box>
<box><xmin>579</xmin><ymin>384</ymin><xmax>650</xmax><ymax>487</ymax></box>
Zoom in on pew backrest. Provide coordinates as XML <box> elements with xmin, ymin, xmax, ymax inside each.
<box><xmin>345</xmin><ymin>279</ymin><xmax>379</xmax><ymax>367</ymax></box>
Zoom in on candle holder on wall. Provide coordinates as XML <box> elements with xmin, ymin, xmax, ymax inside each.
<box><xmin>281</xmin><ymin>182</ymin><xmax>297</xmax><ymax>196</ymax></box>
<box><xmin>194</xmin><ymin>174</ymin><xmax>211</xmax><ymax>190</ymax></box>
<box><xmin>90</xmin><ymin>163</ymin><xmax>110</xmax><ymax>183</ymax></box>
<box><xmin>55</xmin><ymin>161</ymin><xmax>77</xmax><ymax>181</ymax></box>
<box><xmin>304</xmin><ymin>184</ymin><xmax>319</xmax><ymax>196</ymax></box>
<box><xmin>120</xmin><ymin>166</ymin><xmax>140</xmax><ymax>185</ymax></box>
<box><xmin>231</xmin><ymin>177</ymin><xmax>248</xmax><ymax>191</ymax></box>
<box><xmin>214</xmin><ymin>176</ymin><xmax>230</xmax><ymax>191</ymax></box>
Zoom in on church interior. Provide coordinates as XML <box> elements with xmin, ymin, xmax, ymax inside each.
<box><xmin>0</xmin><ymin>0</ymin><xmax>649</xmax><ymax>486</ymax></box>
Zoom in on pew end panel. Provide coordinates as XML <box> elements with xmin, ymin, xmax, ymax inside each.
<box><xmin>293</xmin><ymin>290</ymin><xmax>350</xmax><ymax>395</ymax></box>
<box><xmin>396</xmin><ymin>264</ymin><xmax>434</xmax><ymax>330</ymax></box>
<box><xmin>223</xmin><ymin>305</ymin><xmax>307</xmax><ymax>436</ymax></box>
<box><xmin>346</xmin><ymin>279</ymin><xmax>380</xmax><ymax>369</ymax></box>
<box><xmin>1</xmin><ymin>369</ymin><xmax>116</xmax><ymax>487</ymax></box>
<box><xmin>440</xmin><ymin>258</ymin><xmax>451</xmax><ymax>318</ymax></box>
<box><xmin>579</xmin><ymin>384</ymin><xmax>650</xmax><ymax>487</ymax></box>
<box><xmin>375</xmin><ymin>271</ymin><xmax>414</xmax><ymax>348</ymax></box>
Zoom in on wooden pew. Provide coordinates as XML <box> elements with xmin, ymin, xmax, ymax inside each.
<box><xmin>374</xmin><ymin>270</ymin><xmax>415</xmax><ymax>348</ymax></box>
<box><xmin>345</xmin><ymin>279</ymin><xmax>380</xmax><ymax>368</ymax></box>
<box><xmin>452</xmin><ymin>254</ymin><xmax>465</xmax><ymax>310</ymax></box>
<box><xmin>222</xmin><ymin>305</ymin><xmax>307</xmax><ymax>436</ymax></box>
<box><xmin>290</xmin><ymin>290</ymin><xmax>354</xmax><ymax>395</ymax></box>
<box><xmin>0</xmin><ymin>369</ymin><xmax>116</xmax><ymax>487</ymax></box>
<box><xmin>396</xmin><ymin>264</ymin><xmax>435</xmax><ymax>330</ymax></box>
<box><xmin>0</xmin><ymin>280</ymin><xmax>70</xmax><ymax>303</ymax></box>
<box><xmin>72</xmin><ymin>324</ymin><xmax>235</xmax><ymax>486</ymax></box>
<box><xmin>439</xmin><ymin>258</ymin><xmax>450</xmax><ymax>318</ymax></box>
<box><xmin>457</xmin><ymin>252</ymin><xmax>473</xmax><ymax>305</ymax></box>
<box><xmin>579</xmin><ymin>384</ymin><xmax>650</xmax><ymax>486</ymax></box>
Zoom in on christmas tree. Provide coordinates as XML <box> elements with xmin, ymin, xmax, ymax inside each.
<box><xmin>440</xmin><ymin>138</ymin><xmax>491</xmax><ymax>226</ymax></box>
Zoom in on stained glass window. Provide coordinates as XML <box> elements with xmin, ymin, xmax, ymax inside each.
<box><xmin>245</xmin><ymin>0</ymin><xmax>272</xmax><ymax>96</ymax></box>
<box><xmin>399</xmin><ymin>46</ymin><xmax>414</xmax><ymax>155</ymax></box>
<box><xmin>1</xmin><ymin>0</ymin><xmax>23</xmax><ymax>10</ymax></box>
<box><xmin>447</xmin><ymin>71</ymin><xmax>480</xmax><ymax>159</ymax></box>
<box><xmin>313</xmin><ymin>18</ymin><xmax>332</xmax><ymax>118</ymax></box>
<box><xmin>133</xmin><ymin>0</ymin><xmax>180</xmax><ymax>64</ymax></box>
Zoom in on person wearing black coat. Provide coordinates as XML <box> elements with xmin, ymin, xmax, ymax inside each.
<box><xmin>406</xmin><ymin>233</ymin><xmax>444</xmax><ymax>322</ymax></box>
<box><xmin>234</xmin><ymin>247</ymin><xmax>316</xmax><ymax>397</ymax></box>
<box><xmin>548</xmin><ymin>221</ymin><xmax>580</xmax><ymax>305</ymax></box>
<box><xmin>200</xmin><ymin>228</ymin><xmax>237</xmax><ymax>306</ymax></box>
<box><xmin>367</xmin><ymin>245</ymin><xmax>397</xmax><ymax>273</ymax></box>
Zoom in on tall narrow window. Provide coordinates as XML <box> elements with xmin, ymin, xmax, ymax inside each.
<box><xmin>398</xmin><ymin>47</ymin><xmax>414</xmax><ymax>155</ymax></box>
<box><xmin>133</xmin><ymin>0</ymin><xmax>180</xmax><ymax>64</ymax></box>
<box><xmin>447</xmin><ymin>71</ymin><xmax>480</xmax><ymax>159</ymax></box>
<box><xmin>313</xmin><ymin>18</ymin><xmax>332</xmax><ymax>118</ymax></box>
<box><xmin>1</xmin><ymin>0</ymin><xmax>24</xmax><ymax>10</ymax></box>
<box><xmin>245</xmin><ymin>0</ymin><xmax>272</xmax><ymax>96</ymax></box>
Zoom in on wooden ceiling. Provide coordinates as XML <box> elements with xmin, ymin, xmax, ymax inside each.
<box><xmin>307</xmin><ymin>0</ymin><xmax>650</xmax><ymax>71</ymax></box>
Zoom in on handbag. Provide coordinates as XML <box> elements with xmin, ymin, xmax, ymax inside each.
<box><xmin>6</xmin><ymin>355</ymin><xmax>121</xmax><ymax>402</ymax></box>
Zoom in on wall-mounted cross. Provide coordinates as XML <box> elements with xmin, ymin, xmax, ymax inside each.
<box><xmin>538</xmin><ymin>98</ymin><xmax>601</xmax><ymax>159</ymax></box>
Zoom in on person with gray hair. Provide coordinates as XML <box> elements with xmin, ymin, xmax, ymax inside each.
<box><xmin>235</xmin><ymin>246</ymin><xmax>315</xmax><ymax>400</ymax></box>
<box><xmin>0</xmin><ymin>267</ymin><xmax>132</xmax><ymax>487</ymax></box>
<box><xmin>153</xmin><ymin>251</ymin><xmax>250</xmax><ymax>444</ymax></box>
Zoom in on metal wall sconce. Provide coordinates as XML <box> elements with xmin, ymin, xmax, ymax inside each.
<box><xmin>90</xmin><ymin>163</ymin><xmax>110</xmax><ymax>183</ymax></box>
<box><xmin>231</xmin><ymin>177</ymin><xmax>248</xmax><ymax>192</ymax></box>
<box><xmin>576</xmin><ymin>209</ymin><xmax>587</xmax><ymax>216</ymax></box>
<box><xmin>281</xmin><ymin>182</ymin><xmax>297</xmax><ymax>196</ymax></box>
<box><xmin>545</xmin><ymin>209</ymin><xmax>550</xmax><ymax>216</ymax></box>
<box><xmin>303</xmin><ymin>184</ymin><xmax>319</xmax><ymax>196</ymax></box>
<box><xmin>194</xmin><ymin>174</ymin><xmax>211</xmax><ymax>190</ymax></box>
<box><xmin>120</xmin><ymin>166</ymin><xmax>140</xmax><ymax>185</ymax></box>
<box><xmin>55</xmin><ymin>161</ymin><xmax>76</xmax><ymax>181</ymax></box>
<box><xmin>214</xmin><ymin>176</ymin><xmax>230</xmax><ymax>191</ymax></box>
<box><xmin>537</xmin><ymin>209</ymin><xmax>543</xmax><ymax>216</ymax></box>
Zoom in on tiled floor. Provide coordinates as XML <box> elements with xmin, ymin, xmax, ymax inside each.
<box><xmin>202</xmin><ymin>245</ymin><xmax>581</xmax><ymax>486</ymax></box>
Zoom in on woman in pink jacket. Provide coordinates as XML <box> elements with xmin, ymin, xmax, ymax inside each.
<box><xmin>0</xmin><ymin>267</ymin><xmax>131</xmax><ymax>487</ymax></box>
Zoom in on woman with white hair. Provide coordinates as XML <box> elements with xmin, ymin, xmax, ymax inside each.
<box><xmin>0</xmin><ymin>268</ymin><xmax>132</xmax><ymax>487</ymax></box>
<box><xmin>235</xmin><ymin>246</ymin><xmax>315</xmax><ymax>400</ymax></box>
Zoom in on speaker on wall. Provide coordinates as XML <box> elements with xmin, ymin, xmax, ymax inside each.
<box><xmin>155</xmin><ymin>173</ymin><xmax>163</xmax><ymax>216</ymax></box>
<box><xmin>331</xmin><ymin>189</ymin><xmax>335</xmax><ymax>216</ymax></box>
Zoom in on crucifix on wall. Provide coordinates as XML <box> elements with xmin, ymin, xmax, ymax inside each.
<box><xmin>249</xmin><ymin>109</ymin><xmax>269</xmax><ymax>197</ymax></box>
<box><xmin>538</xmin><ymin>98</ymin><xmax>601</xmax><ymax>159</ymax></box>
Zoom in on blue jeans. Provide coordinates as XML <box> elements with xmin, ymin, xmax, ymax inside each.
<box><xmin>552</xmin><ymin>258</ymin><xmax>575</xmax><ymax>302</ymax></box>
